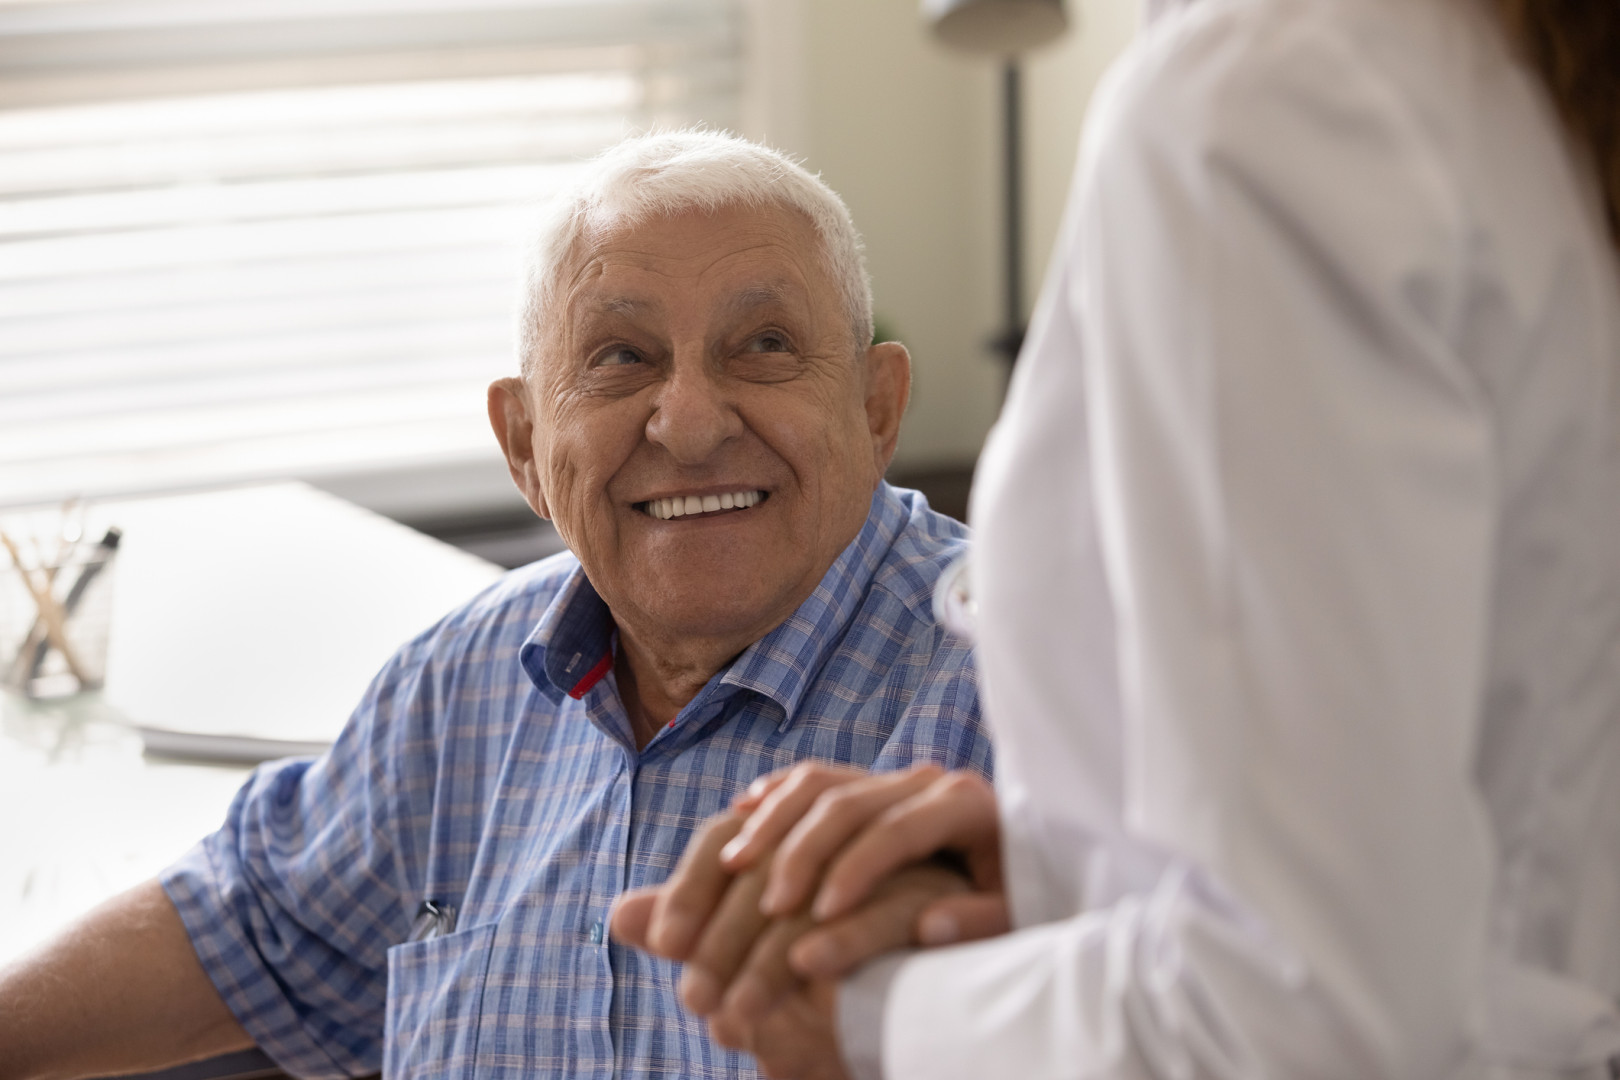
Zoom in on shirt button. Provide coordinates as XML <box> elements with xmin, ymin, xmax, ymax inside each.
<box><xmin>587</xmin><ymin>920</ymin><xmax>604</xmax><ymax>945</ymax></box>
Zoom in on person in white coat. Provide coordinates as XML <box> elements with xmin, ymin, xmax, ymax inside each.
<box><xmin>612</xmin><ymin>0</ymin><xmax>1620</xmax><ymax>1076</ymax></box>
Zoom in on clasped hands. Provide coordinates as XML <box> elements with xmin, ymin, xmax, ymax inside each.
<box><xmin>610</xmin><ymin>762</ymin><xmax>1009</xmax><ymax>1080</ymax></box>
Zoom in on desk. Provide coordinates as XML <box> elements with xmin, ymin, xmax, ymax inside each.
<box><xmin>0</xmin><ymin>690</ymin><xmax>252</xmax><ymax>965</ymax></box>
<box><xmin>0</xmin><ymin>482</ymin><xmax>507</xmax><ymax>1078</ymax></box>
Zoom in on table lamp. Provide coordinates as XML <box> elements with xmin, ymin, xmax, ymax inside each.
<box><xmin>923</xmin><ymin>0</ymin><xmax>1068</xmax><ymax>55</ymax></box>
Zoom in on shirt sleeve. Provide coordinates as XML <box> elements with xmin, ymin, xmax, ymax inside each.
<box><xmin>866</xmin><ymin>8</ymin><xmax>1498</xmax><ymax>1079</ymax></box>
<box><xmin>162</xmin><ymin>626</ymin><xmax>451</xmax><ymax>1079</ymax></box>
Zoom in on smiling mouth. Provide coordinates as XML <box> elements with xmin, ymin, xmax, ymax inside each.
<box><xmin>638</xmin><ymin>490</ymin><xmax>767</xmax><ymax>521</ymax></box>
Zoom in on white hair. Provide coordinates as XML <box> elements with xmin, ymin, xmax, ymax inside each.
<box><xmin>518</xmin><ymin>129</ymin><xmax>874</xmax><ymax>377</ymax></box>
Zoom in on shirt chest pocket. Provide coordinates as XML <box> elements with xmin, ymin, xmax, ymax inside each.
<box><xmin>384</xmin><ymin>923</ymin><xmax>497</xmax><ymax>1078</ymax></box>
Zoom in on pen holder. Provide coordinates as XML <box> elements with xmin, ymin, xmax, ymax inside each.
<box><xmin>0</xmin><ymin>537</ymin><xmax>118</xmax><ymax>699</ymax></box>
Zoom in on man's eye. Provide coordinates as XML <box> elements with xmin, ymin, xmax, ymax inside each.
<box><xmin>745</xmin><ymin>332</ymin><xmax>790</xmax><ymax>354</ymax></box>
<box><xmin>594</xmin><ymin>346</ymin><xmax>644</xmax><ymax>367</ymax></box>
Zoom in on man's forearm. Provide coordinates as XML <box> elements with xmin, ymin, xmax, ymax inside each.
<box><xmin>0</xmin><ymin>878</ymin><xmax>254</xmax><ymax>1080</ymax></box>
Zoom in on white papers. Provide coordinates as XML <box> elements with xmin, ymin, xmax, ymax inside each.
<box><xmin>96</xmin><ymin>482</ymin><xmax>506</xmax><ymax>753</ymax></box>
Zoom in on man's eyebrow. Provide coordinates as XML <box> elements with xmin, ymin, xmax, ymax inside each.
<box><xmin>584</xmin><ymin>295</ymin><xmax>651</xmax><ymax>318</ymax></box>
<box><xmin>723</xmin><ymin>283</ymin><xmax>796</xmax><ymax>316</ymax></box>
<box><xmin>576</xmin><ymin>284</ymin><xmax>798</xmax><ymax>320</ymax></box>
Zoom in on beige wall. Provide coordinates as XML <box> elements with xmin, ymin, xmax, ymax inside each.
<box><xmin>1023</xmin><ymin>0</ymin><xmax>1142</xmax><ymax>308</ymax></box>
<box><xmin>749</xmin><ymin>0</ymin><xmax>1139</xmax><ymax>471</ymax></box>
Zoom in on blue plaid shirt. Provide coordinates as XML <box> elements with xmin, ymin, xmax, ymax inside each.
<box><xmin>163</xmin><ymin>483</ymin><xmax>991</xmax><ymax>1079</ymax></box>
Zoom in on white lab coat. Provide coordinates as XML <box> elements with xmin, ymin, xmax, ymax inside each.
<box><xmin>842</xmin><ymin>0</ymin><xmax>1620</xmax><ymax>1076</ymax></box>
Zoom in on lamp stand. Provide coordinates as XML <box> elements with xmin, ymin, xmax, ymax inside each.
<box><xmin>990</xmin><ymin>59</ymin><xmax>1027</xmax><ymax>376</ymax></box>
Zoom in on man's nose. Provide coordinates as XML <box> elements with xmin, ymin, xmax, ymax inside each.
<box><xmin>643</xmin><ymin>359</ymin><xmax>743</xmax><ymax>464</ymax></box>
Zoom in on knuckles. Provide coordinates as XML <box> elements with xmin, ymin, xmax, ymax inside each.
<box><xmin>927</xmin><ymin>768</ymin><xmax>992</xmax><ymax>812</ymax></box>
<box><xmin>779</xmin><ymin>760</ymin><xmax>860</xmax><ymax>799</ymax></box>
<box><xmin>810</xmin><ymin>786</ymin><xmax>865</xmax><ymax>827</ymax></box>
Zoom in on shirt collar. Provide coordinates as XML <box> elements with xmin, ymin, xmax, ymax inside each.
<box><xmin>521</xmin><ymin>569</ymin><xmax>616</xmax><ymax>705</ymax></box>
<box><xmin>519</xmin><ymin>482</ymin><xmax>909</xmax><ymax>718</ymax></box>
<box><xmin>718</xmin><ymin>482</ymin><xmax>906</xmax><ymax>726</ymax></box>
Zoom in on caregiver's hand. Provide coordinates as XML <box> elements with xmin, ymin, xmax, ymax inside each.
<box><xmin>612</xmin><ymin>763</ymin><xmax>1009</xmax><ymax>994</ymax></box>
<box><xmin>734</xmin><ymin>764</ymin><xmax>1010</xmax><ymax>973</ymax></box>
<box><xmin>609</xmin><ymin>762</ymin><xmax>879</xmax><ymax>973</ymax></box>
<box><xmin>614</xmin><ymin>766</ymin><xmax>968</xmax><ymax>1002</ymax></box>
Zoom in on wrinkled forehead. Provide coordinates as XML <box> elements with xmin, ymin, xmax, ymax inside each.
<box><xmin>554</xmin><ymin>203</ymin><xmax>841</xmax><ymax>326</ymax></box>
<box><xmin>572</xmin><ymin>201</ymin><xmax>819</xmax><ymax>273</ymax></box>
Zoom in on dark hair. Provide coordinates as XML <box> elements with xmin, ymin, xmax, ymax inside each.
<box><xmin>1492</xmin><ymin>0</ymin><xmax>1620</xmax><ymax>248</ymax></box>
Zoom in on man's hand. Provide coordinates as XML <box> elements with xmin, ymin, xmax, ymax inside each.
<box><xmin>703</xmin><ymin>861</ymin><xmax>974</xmax><ymax>1027</ymax></box>
<box><xmin>611</xmin><ymin>762</ymin><xmax>962</xmax><ymax>985</ymax></box>
<box><xmin>710</xmin><ymin>767</ymin><xmax>1013</xmax><ymax>1080</ymax></box>
<box><xmin>694</xmin><ymin>762</ymin><xmax>1011</xmax><ymax>964</ymax></box>
<box><xmin>612</xmin><ymin>763</ymin><xmax>1014</xmax><ymax>1078</ymax></box>
<box><xmin>611</xmin><ymin>762</ymin><xmax>878</xmax><ymax>971</ymax></box>
<box><xmin>757</xmin><ymin>766</ymin><xmax>1008</xmax><ymax>955</ymax></box>
<box><xmin>713</xmin><ymin>971</ymin><xmax>846</xmax><ymax>1080</ymax></box>
<box><xmin>613</xmin><ymin>762</ymin><xmax>1013</xmax><ymax>987</ymax></box>
<box><xmin>614</xmin><ymin>841</ymin><xmax>970</xmax><ymax>1080</ymax></box>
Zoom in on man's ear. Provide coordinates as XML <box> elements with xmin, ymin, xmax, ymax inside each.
<box><xmin>487</xmin><ymin>377</ymin><xmax>552</xmax><ymax>520</ymax></box>
<box><xmin>863</xmin><ymin>340</ymin><xmax>911</xmax><ymax>476</ymax></box>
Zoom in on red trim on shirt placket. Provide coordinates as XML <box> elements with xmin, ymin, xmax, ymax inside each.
<box><xmin>566</xmin><ymin>649</ymin><xmax>614</xmax><ymax>699</ymax></box>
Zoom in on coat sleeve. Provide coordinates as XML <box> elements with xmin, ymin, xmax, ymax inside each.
<box><xmin>853</xmin><ymin>7</ymin><xmax>1498</xmax><ymax>1079</ymax></box>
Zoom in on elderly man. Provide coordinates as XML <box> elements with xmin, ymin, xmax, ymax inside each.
<box><xmin>0</xmin><ymin>131</ymin><xmax>990</xmax><ymax>1080</ymax></box>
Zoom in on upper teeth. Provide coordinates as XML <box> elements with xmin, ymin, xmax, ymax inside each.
<box><xmin>644</xmin><ymin>490</ymin><xmax>763</xmax><ymax>520</ymax></box>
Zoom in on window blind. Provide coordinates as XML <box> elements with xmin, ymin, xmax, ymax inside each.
<box><xmin>0</xmin><ymin>0</ymin><xmax>744</xmax><ymax>509</ymax></box>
